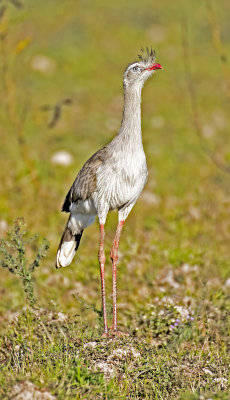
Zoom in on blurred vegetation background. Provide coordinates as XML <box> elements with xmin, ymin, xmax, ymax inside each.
<box><xmin>0</xmin><ymin>0</ymin><xmax>230</xmax><ymax>398</ymax></box>
<box><xmin>1</xmin><ymin>0</ymin><xmax>230</xmax><ymax>329</ymax></box>
<box><xmin>1</xmin><ymin>0</ymin><xmax>230</xmax><ymax>336</ymax></box>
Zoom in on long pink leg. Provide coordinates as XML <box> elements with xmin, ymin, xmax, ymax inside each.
<box><xmin>110</xmin><ymin>220</ymin><xmax>124</xmax><ymax>332</ymax></box>
<box><xmin>98</xmin><ymin>224</ymin><xmax>108</xmax><ymax>335</ymax></box>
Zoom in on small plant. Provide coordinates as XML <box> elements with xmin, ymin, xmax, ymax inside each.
<box><xmin>0</xmin><ymin>218</ymin><xmax>49</xmax><ymax>307</ymax></box>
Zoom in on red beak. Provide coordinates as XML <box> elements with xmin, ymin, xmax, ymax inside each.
<box><xmin>145</xmin><ymin>63</ymin><xmax>163</xmax><ymax>71</ymax></box>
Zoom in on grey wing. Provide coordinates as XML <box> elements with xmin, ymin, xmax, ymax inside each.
<box><xmin>62</xmin><ymin>147</ymin><xmax>108</xmax><ymax>212</ymax></box>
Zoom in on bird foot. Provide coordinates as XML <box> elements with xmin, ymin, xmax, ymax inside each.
<box><xmin>101</xmin><ymin>331</ymin><xmax>110</xmax><ymax>338</ymax></box>
<box><xmin>110</xmin><ymin>330</ymin><xmax>129</xmax><ymax>338</ymax></box>
<box><xmin>101</xmin><ymin>328</ymin><xmax>129</xmax><ymax>338</ymax></box>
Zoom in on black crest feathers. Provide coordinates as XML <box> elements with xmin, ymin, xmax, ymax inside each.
<box><xmin>138</xmin><ymin>47</ymin><xmax>156</xmax><ymax>64</ymax></box>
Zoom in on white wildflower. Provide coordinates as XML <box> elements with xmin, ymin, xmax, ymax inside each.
<box><xmin>51</xmin><ymin>151</ymin><xmax>73</xmax><ymax>166</ymax></box>
<box><xmin>56</xmin><ymin>312</ymin><xmax>67</xmax><ymax>323</ymax></box>
<box><xmin>29</xmin><ymin>54</ymin><xmax>56</xmax><ymax>75</ymax></box>
<box><xmin>174</xmin><ymin>305</ymin><xmax>189</xmax><ymax>319</ymax></box>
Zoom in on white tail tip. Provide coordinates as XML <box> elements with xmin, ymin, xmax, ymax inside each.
<box><xmin>56</xmin><ymin>240</ymin><xmax>76</xmax><ymax>268</ymax></box>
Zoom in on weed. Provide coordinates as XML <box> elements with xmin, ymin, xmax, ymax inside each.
<box><xmin>0</xmin><ymin>219</ymin><xmax>49</xmax><ymax>307</ymax></box>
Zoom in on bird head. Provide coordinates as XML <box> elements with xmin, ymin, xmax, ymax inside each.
<box><xmin>123</xmin><ymin>47</ymin><xmax>162</xmax><ymax>91</ymax></box>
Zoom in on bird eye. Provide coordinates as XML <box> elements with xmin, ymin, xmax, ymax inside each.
<box><xmin>132</xmin><ymin>65</ymin><xmax>140</xmax><ymax>72</ymax></box>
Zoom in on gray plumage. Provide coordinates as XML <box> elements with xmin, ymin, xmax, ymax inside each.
<box><xmin>56</xmin><ymin>48</ymin><xmax>162</xmax><ymax>269</ymax></box>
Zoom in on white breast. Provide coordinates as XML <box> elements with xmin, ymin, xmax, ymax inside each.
<box><xmin>95</xmin><ymin>148</ymin><xmax>148</xmax><ymax>211</ymax></box>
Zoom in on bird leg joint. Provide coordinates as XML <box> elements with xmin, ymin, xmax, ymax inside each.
<box><xmin>98</xmin><ymin>247</ymin><xmax>106</xmax><ymax>265</ymax></box>
<box><xmin>110</xmin><ymin>244</ymin><xmax>118</xmax><ymax>262</ymax></box>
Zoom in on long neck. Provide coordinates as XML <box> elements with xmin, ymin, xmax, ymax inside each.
<box><xmin>118</xmin><ymin>84</ymin><xmax>143</xmax><ymax>147</ymax></box>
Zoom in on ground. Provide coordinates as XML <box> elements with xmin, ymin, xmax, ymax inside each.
<box><xmin>0</xmin><ymin>0</ymin><xmax>230</xmax><ymax>399</ymax></box>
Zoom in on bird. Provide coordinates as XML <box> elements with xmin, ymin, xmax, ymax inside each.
<box><xmin>56</xmin><ymin>47</ymin><xmax>162</xmax><ymax>337</ymax></box>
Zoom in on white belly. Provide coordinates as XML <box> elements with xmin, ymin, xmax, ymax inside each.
<box><xmin>69</xmin><ymin>198</ymin><xmax>96</xmax><ymax>233</ymax></box>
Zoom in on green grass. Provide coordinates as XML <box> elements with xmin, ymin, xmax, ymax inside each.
<box><xmin>0</xmin><ymin>0</ymin><xmax>230</xmax><ymax>398</ymax></box>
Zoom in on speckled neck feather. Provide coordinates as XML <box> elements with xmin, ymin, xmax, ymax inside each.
<box><xmin>118</xmin><ymin>85</ymin><xmax>143</xmax><ymax>149</ymax></box>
